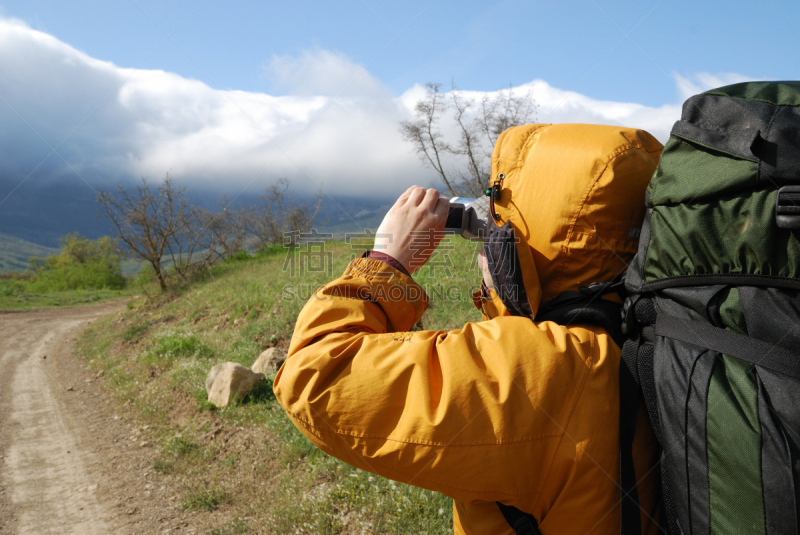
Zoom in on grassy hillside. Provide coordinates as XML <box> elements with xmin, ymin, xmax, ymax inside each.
<box><xmin>0</xmin><ymin>231</ymin><xmax>60</xmax><ymax>272</ymax></box>
<box><xmin>78</xmin><ymin>238</ymin><xmax>484</xmax><ymax>534</ymax></box>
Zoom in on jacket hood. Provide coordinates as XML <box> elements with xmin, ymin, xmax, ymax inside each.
<box><xmin>485</xmin><ymin>123</ymin><xmax>662</xmax><ymax>317</ymax></box>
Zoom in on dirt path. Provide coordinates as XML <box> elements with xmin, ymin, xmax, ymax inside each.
<box><xmin>0</xmin><ymin>303</ymin><xmax>202</xmax><ymax>534</ymax></box>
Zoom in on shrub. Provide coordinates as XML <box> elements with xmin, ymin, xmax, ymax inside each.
<box><xmin>28</xmin><ymin>233</ymin><xmax>125</xmax><ymax>291</ymax></box>
<box><xmin>136</xmin><ymin>267</ymin><xmax>156</xmax><ymax>286</ymax></box>
<box><xmin>0</xmin><ymin>279</ymin><xmax>26</xmax><ymax>297</ymax></box>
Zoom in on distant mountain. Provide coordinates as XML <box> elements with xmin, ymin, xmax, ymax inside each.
<box><xmin>0</xmin><ymin>175</ymin><xmax>116</xmax><ymax>247</ymax></box>
<box><xmin>0</xmin><ymin>231</ymin><xmax>59</xmax><ymax>273</ymax></box>
<box><xmin>0</xmin><ymin>174</ymin><xmax>394</xmax><ymax>258</ymax></box>
<box><xmin>313</xmin><ymin>196</ymin><xmax>392</xmax><ymax>238</ymax></box>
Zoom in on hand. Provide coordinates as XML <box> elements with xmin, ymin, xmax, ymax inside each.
<box><xmin>374</xmin><ymin>186</ymin><xmax>449</xmax><ymax>274</ymax></box>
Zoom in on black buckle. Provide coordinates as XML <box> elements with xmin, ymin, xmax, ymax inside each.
<box><xmin>485</xmin><ymin>173</ymin><xmax>505</xmax><ymax>221</ymax></box>
<box><xmin>580</xmin><ymin>275</ymin><xmax>626</xmax><ymax>298</ymax></box>
<box><xmin>776</xmin><ymin>186</ymin><xmax>800</xmax><ymax>229</ymax></box>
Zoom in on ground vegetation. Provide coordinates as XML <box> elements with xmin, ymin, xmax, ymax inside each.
<box><xmin>78</xmin><ymin>237</ymin><xmax>483</xmax><ymax>533</ymax></box>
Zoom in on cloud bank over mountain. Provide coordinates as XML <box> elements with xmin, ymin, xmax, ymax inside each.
<box><xmin>0</xmin><ymin>16</ymin><xmax>750</xmax><ymax>201</ymax></box>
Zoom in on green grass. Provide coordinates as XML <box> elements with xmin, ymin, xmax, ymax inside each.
<box><xmin>412</xmin><ymin>235</ymin><xmax>483</xmax><ymax>329</ymax></box>
<box><xmin>143</xmin><ymin>333</ymin><xmax>213</xmax><ymax>367</ymax></box>
<box><xmin>207</xmin><ymin>518</ymin><xmax>250</xmax><ymax>535</ymax></box>
<box><xmin>77</xmin><ymin>239</ymin><xmax>481</xmax><ymax>533</ymax></box>
<box><xmin>0</xmin><ymin>285</ymin><xmax>135</xmax><ymax>311</ymax></box>
<box><xmin>153</xmin><ymin>458</ymin><xmax>175</xmax><ymax>475</ymax></box>
<box><xmin>271</xmin><ymin>467</ymin><xmax>453</xmax><ymax>534</ymax></box>
<box><xmin>183</xmin><ymin>484</ymin><xmax>229</xmax><ymax>512</ymax></box>
<box><xmin>165</xmin><ymin>436</ymin><xmax>201</xmax><ymax>457</ymax></box>
<box><xmin>121</xmin><ymin>321</ymin><xmax>151</xmax><ymax>341</ymax></box>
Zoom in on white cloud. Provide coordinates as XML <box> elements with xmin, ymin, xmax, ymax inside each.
<box><xmin>510</xmin><ymin>81</ymin><xmax>680</xmax><ymax>142</ymax></box>
<box><xmin>673</xmin><ymin>72</ymin><xmax>758</xmax><ymax>101</ymax></box>
<box><xmin>0</xmin><ymin>16</ymin><xmax>742</xmax><ymax>200</ymax></box>
<box><xmin>0</xmin><ymin>18</ymin><xmax>419</xmax><ymax>196</ymax></box>
<box><xmin>265</xmin><ymin>48</ymin><xmax>388</xmax><ymax>98</ymax></box>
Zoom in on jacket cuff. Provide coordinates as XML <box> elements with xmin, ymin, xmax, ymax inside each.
<box><xmin>342</xmin><ymin>258</ymin><xmax>428</xmax><ymax>326</ymax></box>
<box><xmin>361</xmin><ymin>250</ymin><xmax>411</xmax><ymax>278</ymax></box>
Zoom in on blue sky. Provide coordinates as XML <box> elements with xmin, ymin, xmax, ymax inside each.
<box><xmin>4</xmin><ymin>0</ymin><xmax>797</xmax><ymax>104</ymax></box>
<box><xmin>0</xmin><ymin>0</ymin><xmax>797</xmax><ymax>203</ymax></box>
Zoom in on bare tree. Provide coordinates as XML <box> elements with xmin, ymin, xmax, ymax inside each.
<box><xmin>399</xmin><ymin>83</ymin><xmax>456</xmax><ymax>194</ymax></box>
<box><xmin>203</xmin><ymin>197</ymin><xmax>252</xmax><ymax>260</ymax></box>
<box><xmin>97</xmin><ymin>175</ymin><xmax>213</xmax><ymax>292</ymax></box>
<box><xmin>400</xmin><ymin>82</ymin><xmax>537</xmax><ymax>196</ymax></box>
<box><xmin>246</xmin><ymin>178</ymin><xmax>323</xmax><ymax>249</ymax></box>
<box><xmin>98</xmin><ymin>175</ymin><xmax>325</xmax><ymax>291</ymax></box>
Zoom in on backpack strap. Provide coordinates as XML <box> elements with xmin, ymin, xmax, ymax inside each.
<box><xmin>625</xmin><ymin>297</ymin><xmax>683</xmax><ymax>535</ymax></box>
<box><xmin>655</xmin><ymin>314</ymin><xmax>800</xmax><ymax>381</ymax></box>
<box><xmin>535</xmin><ymin>283</ymin><xmax>626</xmax><ymax>346</ymax></box>
<box><xmin>619</xmin><ymin>336</ymin><xmax>643</xmax><ymax>535</ymax></box>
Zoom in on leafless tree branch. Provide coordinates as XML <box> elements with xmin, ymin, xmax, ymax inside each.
<box><xmin>400</xmin><ymin>82</ymin><xmax>537</xmax><ymax>196</ymax></box>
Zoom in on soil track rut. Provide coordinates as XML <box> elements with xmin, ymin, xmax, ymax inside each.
<box><xmin>0</xmin><ymin>303</ymin><xmax>203</xmax><ymax>534</ymax></box>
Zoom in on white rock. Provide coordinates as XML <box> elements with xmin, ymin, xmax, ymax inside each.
<box><xmin>205</xmin><ymin>362</ymin><xmax>264</xmax><ymax>408</ymax></box>
<box><xmin>251</xmin><ymin>348</ymin><xmax>287</xmax><ymax>375</ymax></box>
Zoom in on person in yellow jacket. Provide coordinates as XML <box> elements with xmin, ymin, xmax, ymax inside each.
<box><xmin>274</xmin><ymin>123</ymin><xmax>664</xmax><ymax>534</ymax></box>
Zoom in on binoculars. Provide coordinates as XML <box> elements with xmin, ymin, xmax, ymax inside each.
<box><xmin>444</xmin><ymin>197</ymin><xmax>491</xmax><ymax>240</ymax></box>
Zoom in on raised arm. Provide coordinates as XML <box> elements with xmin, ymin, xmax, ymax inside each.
<box><xmin>273</xmin><ymin>254</ymin><xmax>605</xmax><ymax>507</ymax></box>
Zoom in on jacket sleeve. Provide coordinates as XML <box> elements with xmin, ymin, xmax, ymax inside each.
<box><xmin>273</xmin><ymin>258</ymin><xmax>607</xmax><ymax>508</ymax></box>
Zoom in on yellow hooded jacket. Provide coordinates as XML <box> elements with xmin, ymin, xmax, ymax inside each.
<box><xmin>275</xmin><ymin>123</ymin><xmax>664</xmax><ymax>534</ymax></box>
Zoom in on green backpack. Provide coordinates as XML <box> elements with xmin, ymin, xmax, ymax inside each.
<box><xmin>621</xmin><ymin>81</ymin><xmax>800</xmax><ymax>535</ymax></box>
